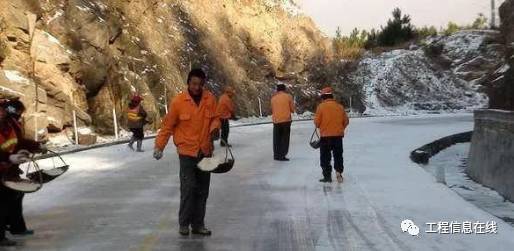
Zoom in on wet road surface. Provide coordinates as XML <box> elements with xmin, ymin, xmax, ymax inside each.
<box><xmin>8</xmin><ymin>114</ymin><xmax>514</xmax><ymax>251</ymax></box>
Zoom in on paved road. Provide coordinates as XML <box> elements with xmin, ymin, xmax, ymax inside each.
<box><xmin>7</xmin><ymin>114</ymin><xmax>514</xmax><ymax>251</ymax></box>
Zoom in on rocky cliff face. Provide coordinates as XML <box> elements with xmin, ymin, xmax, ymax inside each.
<box><xmin>489</xmin><ymin>0</ymin><xmax>514</xmax><ymax>111</ymax></box>
<box><xmin>0</xmin><ymin>0</ymin><xmax>331</xmax><ymax>137</ymax></box>
<box><xmin>2</xmin><ymin>0</ymin><xmax>505</xmax><ymax>139</ymax></box>
<box><xmin>500</xmin><ymin>0</ymin><xmax>514</xmax><ymax>46</ymax></box>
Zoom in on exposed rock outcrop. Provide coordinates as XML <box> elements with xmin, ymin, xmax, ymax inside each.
<box><xmin>489</xmin><ymin>0</ymin><xmax>514</xmax><ymax>111</ymax></box>
<box><xmin>0</xmin><ymin>0</ymin><xmax>331</xmax><ymax>136</ymax></box>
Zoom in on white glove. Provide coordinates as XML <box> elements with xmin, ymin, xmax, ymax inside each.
<box><xmin>9</xmin><ymin>150</ymin><xmax>30</xmax><ymax>164</ymax></box>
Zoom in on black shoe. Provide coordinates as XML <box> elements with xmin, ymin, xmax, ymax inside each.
<box><xmin>319</xmin><ymin>178</ymin><xmax>332</xmax><ymax>183</ymax></box>
<box><xmin>0</xmin><ymin>238</ymin><xmax>17</xmax><ymax>247</ymax></box>
<box><xmin>220</xmin><ymin>142</ymin><xmax>232</xmax><ymax>147</ymax></box>
<box><xmin>276</xmin><ymin>157</ymin><xmax>289</xmax><ymax>161</ymax></box>
<box><xmin>192</xmin><ymin>227</ymin><xmax>212</xmax><ymax>236</ymax></box>
<box><xmin>179</xmin><ymin>226</ymin><xmax>190</xmax><ymax>236</ymax></box>
<box><xmin>10</xmin><ymin>229</ymin><xmax>35</xmax><ymax>236</ymax></box>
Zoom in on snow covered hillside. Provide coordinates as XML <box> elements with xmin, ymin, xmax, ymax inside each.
<box><xmin>348</xmin><ymin>30</ymin><xmax>504</xmax><ymax>115</ymax></box>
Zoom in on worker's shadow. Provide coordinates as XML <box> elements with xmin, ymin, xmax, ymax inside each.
<box><xmin>178</xmin><ymin>238</ymin><xmax>207</xmax><ymax>250</ymax></box>
<box><xmin>323</xmin><ymin>185</ymin><xmax>333</xmax><ymax>195</ymax></box>
<box><xmin>322</xmin><ymin>183</ymin><xmax>343</xmax><ymax>196</ymax></box>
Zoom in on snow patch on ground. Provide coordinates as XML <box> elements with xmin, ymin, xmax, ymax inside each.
<box><xmin>47</xmin><ymin>133</ymin><xmax>74</xmax><ymax>148</ymax></box>
<box><xmin>231</xmin><ymin>111</ymin><xmax>314</xmax><ymax>126</ymax></box>
<box><xmin>47</xmin><ymin>127</ymin><xmax>154</xmax><ymax>151</ymax></box>
<box><xmin>424</xmin><ymin>143</ymin><xmax>514</xmax><ymax>226</ymax></box>
<box><xmin>78</xmin><ymin>127</ymin><xmax>92</xmax><ymax>134</ymax></box>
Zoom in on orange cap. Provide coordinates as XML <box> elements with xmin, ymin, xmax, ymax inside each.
<box><xmin>321</xmin><ymin>87</ymin><xmax>333</xmax><ymax>95</ymax></box>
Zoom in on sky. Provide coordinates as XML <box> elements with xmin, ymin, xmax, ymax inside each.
<box><xmin>298</xmin><ymin>0</ymin><xmax>504</xmax><ymax>36</ymax></box>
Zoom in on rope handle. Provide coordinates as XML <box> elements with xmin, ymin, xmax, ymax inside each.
<box><xmin>220</xmin><ymin>139</ymin><xmax>234</xmax><ymax>162</ymax></box>
<box><xmin>22</xmin><ymin>152</ymin><xmax>39</xmax><ymax>175</ymax></box>
<box><xmin>28</xmin><ymin>154</ymin><xmax>43</xmax><ymax>186</ymax></box>
<box><xmin>47</xmin><ymin>149</ymin><xmax>68</xmax><ymax>167</ymax></box>
<box><xmin>310</xmin><ymin>128</ymin><xmax>320</xmax><ymax>143</ymax></box>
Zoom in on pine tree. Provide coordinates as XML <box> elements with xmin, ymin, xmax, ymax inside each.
<box><xmin>376</xmin><ymin>8</ymin><xmax>415</xmax><ymax>47</ymax></box>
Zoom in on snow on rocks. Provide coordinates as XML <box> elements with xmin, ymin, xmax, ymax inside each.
<box><xmin>350</xmin><ymin>49</ymin><xmax>486</xmax><ymax>115</ymax></box>
<box><xmin>0</xmin><ymin>85</ymin><xmax>25</xmax><ymax>97</ymax></box>
<box><xmin>46</xmin><ymin>10</ymin><xmax>63</xmax><ymax>24</ymax></box>
<box><xmin>3</xmin><ymin>70</ymin><xmax>31</xmax><ymax>85</ymax></box>
<box><xmin>47</xmin><ymin>132</ymin><xmax>74</xmax><ymax>148</ymax></box>
<box><xmin>78</xmin><ymin>127</ymin><xmax>93</xmax><ymax>135</ymax></box>
<box><xmin>264</xmin><ymin>0</ymin><xmax>302</xmax><ymax>16</ymax></box>
<box><xmin>349</xmin><ymin>30</ymin><xmax>502</xmax><ymax>116</ymax></box>
<box><xmin>495</xmin><ymin>64</ymin><xmax>511</xmax><ymax>74</ymax></box>
<box><xmin>75</xmin><ymin>5</ymin><xmax>91</xmax><ymax>12</ymax></box>
<box><xmin>440</xmin><ymin>30</ymin><xmax>490</xmax><ymax>61</ymax></box>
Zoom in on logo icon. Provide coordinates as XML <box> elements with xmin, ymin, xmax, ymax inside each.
<box><xmin>401</xmin><ymin>219</ymin><xmax>420</xmax><ymax>236</ymax></box>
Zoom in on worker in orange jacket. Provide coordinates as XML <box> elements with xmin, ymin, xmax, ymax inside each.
<box><xmin>127</xmin><ymin>95</ymin><xmax>148</xmax><ymax>152</ymax></box>
<box><xmin>271</xmin><ymin>83</ymin><xmax>295</xmax><ymax>161</ymax></box>
<box><xmin>0</xmin><ymin>98</ymin><xmax>45</xmax><ymax>247</ymax></box>
<box><xmin>314</xmin><ymin>87</ymin><xmax>349</xmax><ymax>183</ymax></box>
<box><xmin>153</xmin><ymin>68</ymin><xmax>220</xmax><ymax>236</ymax></box>
<box><xmin>216</xmin><ymin>86</ymin><xmax>236</xmax><ymax>147</ymax></box>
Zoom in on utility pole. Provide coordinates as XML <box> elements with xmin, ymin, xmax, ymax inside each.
<box><xmin>491</xmin><ymin>0</ymin><xmax>496</xmax><ymax>29</ymax></box>
<box><xmin>258</xmin><ymin>97</ymin><xmax>263</xmax><ymax>117</ymax></box>
<box><xmin>164</xmin><ymin>83</ymin><xmax>168</xmax><ymax>114</ymax></box>
<box><xmin>27</xmin><ymin>13</ymin><xmax>38</xmax><ymax>141</ymax></box>
<box><xmin>349</xmin><ymin>96</ymin><xmax>352</xmax><ymax>112</ymax></box>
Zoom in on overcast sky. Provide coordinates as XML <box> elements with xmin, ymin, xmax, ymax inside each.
<box><xmin>298</xmin><ymin>0</ymin><xmax>504</xmax><ymax>36</ymax></box>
